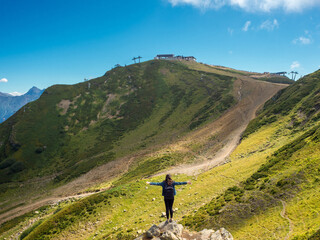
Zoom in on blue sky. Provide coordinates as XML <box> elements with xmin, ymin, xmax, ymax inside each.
<box><xmin>0</xmin><ymin>0</ymin><xmax>320</xmax><ymax>94</ymax></box>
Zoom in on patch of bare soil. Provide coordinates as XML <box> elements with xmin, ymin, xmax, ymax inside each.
<box><xmin>57</xmin><ymin>99</ymin><xmax>71</xmax><ymax>115</ymax></box>
<box><xmin>100</xmin><ymin>94</ymin><xmax>116</xmax><ymax>115</ymax></box>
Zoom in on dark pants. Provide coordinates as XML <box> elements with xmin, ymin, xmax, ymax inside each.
<box><xmin>164</xmin><ymin>198</ymin><xmax>174</xmax><ymax>219</ymax></box>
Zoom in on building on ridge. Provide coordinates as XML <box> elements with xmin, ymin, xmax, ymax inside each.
<box><xmin>154</xmin><ymin>54</ymin><xmax>175</xmax><ymax>60</ymax></box>
<box><xmin>271</xmin><ymin>72</ymin><xmax>287</xmax><ymax>76</ymax></box>
<box><xmin>154</xmin><ymin>54</ymin><xmax>196</xmax><ymax>62</ymax></box>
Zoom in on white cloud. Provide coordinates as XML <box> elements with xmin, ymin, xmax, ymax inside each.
<box><xmin>228</xmin><ymin>27</ymin><xmax>234</xmax><ymax>35</ymax></box>
<box><xmin>229</xmin><ymin>0</ymin><xmax>319</xmax><ymax>12</ymax></box>
<box><xmin>293</xmin><ymin>32</ymin><xmax>312</xmax><ymax>45</ymax></box>
<box><xmin>168</xmin><ymin>0</ymin><xmax>224</xmax><ymax>9</ymax></box>
<box><xmin>260</xmin><ymin>19</ymin><xmax>279</xmax><ymax>31</ymax></box>
<box><xmin>168</xmin><ymin>0</ymin><xmax>320</xmax><ymax>12</ymax></box>
<box><xmin>9</xmin><ymin>92</ymin><xmax>23</xmax><ymax>96</ymax></box>
<box><xmin>242</xmin><ymin>21</ymin><xmax>251</xmax><ymax>32</ymax></box>
<box><xmin>0</xmin><ymin>78</ymin><xmax>8</xmax><ymax>83</ymax></box>
<box><xmin>291</xmin><ymin>61</ymin><xmax>300</xmax><ymax>70</ymax></box>
<box><xmin>293</xmin><ymin>36</ymin><xmax>311</xmax><ymax>45</ymax></box>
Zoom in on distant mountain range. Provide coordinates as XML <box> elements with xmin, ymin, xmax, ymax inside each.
<box><xmin>0</xmin><ymin>86</ymin><xmax>44</xmax><ymax>123</ymax></box>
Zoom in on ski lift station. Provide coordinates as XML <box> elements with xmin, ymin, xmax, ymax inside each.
<box><xmin>154</xmin><ymin>54</ymin><xmax>196</xmax><ymax>62</ymax></box>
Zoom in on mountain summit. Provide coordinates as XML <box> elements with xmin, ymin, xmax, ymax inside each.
<box><xmin>25</xmin><ymin>86</ymin><xmax>43</xmax><ymax>96</ymax></box>
<box><xmin>0</xmin><ymin>86</ymin><xmax>44</xmax><ymax>123</ymax></box>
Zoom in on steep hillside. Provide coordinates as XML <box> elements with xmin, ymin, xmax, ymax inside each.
<box><xmin>0</xmin><ymin>87</ymin><xmax>44</xmax><ymax>123</ymax></box>
<box><xmin>0</xmin><ymin>60</ymin><xmax>238</xmax><ymax>213</ymax></box>
<box><xmin>182</xmin><ymin>70</ymin><xmax>320</xmax><ymax>239</ymax></box>
<box><xmin>243</xmin><ymin>69</ymin><xmax>320</xmax><ymax>138</ymax></box>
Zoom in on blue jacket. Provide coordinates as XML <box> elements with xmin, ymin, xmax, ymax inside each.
<box><xmin>150</xmin><ymin>181</ymin><xmax>187</xmax><ymax>196</ymax></box>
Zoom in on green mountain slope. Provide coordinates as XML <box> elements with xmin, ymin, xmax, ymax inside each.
<box><xmin>182</xmin><ymin>70</ymin><xmax>320</xmax><ymax>239</ymax></box>
<box><xmin>0</xmin><ymin>60</ymin><xmax>236</xmax><ymax>199</ymax></box>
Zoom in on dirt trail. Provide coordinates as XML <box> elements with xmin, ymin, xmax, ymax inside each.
<box><xmin>0</xmin><ymin>191</ymin><xmax>106</xmax><ymax>225</ymax></box>
<box><xmin>153</xmin><ymin>77</ymin><xmax>287</xmax><ymax>176</ymax></box>
<box><xmin>280</xmin><ymin>200</ymin><xmax>294</xmax><ymax>240</ymax></box>
<box><xmin>0</xmin><ymin>75</ymin><xmax>287</xmax><ymax>226</ymax></box>
<box><xmin>0</xmin><ymin>149</ymin><xmax>147</xmax><ymax>225</ymax></box>
<box><xmin>0</xmin><ymin>154</ymin><xmax>140</xmax><ymax>225</ymax></box>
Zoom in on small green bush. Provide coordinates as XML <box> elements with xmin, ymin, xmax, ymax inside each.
<box><xmin>276</xmin><ymin>179</ymin><xmax>289</xmax><ymax>188</ymax></box>
<box><xmin>0</xmin><ymin>158</ymin><xmax>16</xmax><ymax>169</ymax></box>
<box><xmin>224</xmin><ymin>194</ymin><xmax>233</xmax><ymax>202</ymax></box>
<box><xmin>308</xmin><ymin>229</ymin><xmax>320</xmax><ymax>240</ymax></box>
<box><xmin>20</xmin><ymin>220</ymin><xmax>43</xmax><ymax>239</ymax></box>
<box><xmin>9</xmin><ymin>161</ymin><xmax>26</xmax><ymax>173</ymax></box>
<box><xmin>35</xmin><ymin>147</ymin><xmax>44</xmax><ymax>154</ymax></box>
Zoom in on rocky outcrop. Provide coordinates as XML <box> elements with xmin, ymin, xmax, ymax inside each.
<box><xmin>199</xmin><ymin>228</ymin><xmax>233</xmax><ymax>240</ymax></box>
<box><xmin>135</xmin><ymin>221</ymin><xmax>233</xmax><ymax>240</ymax></box>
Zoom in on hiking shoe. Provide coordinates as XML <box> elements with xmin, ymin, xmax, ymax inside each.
<box><xmin>165</xmin><ymin>220</ymin><xmax>169</xmax><ymax>224</ymax></box>
<box><xmin>169</xmin><ymin>219</ymin><xmax>173</xmax><ymax>223</ymax></box>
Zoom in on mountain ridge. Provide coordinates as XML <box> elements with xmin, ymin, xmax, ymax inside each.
<box><xmin>0</xmin><ymin>86</ymin><xmax>44</xmax><ymax>123</ymax></box>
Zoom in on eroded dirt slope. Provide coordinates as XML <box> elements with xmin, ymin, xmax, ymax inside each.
<box><xmin>153</xmin><ymin>76</ymin><xmax>287</xmax><ymax>176</ymax></box>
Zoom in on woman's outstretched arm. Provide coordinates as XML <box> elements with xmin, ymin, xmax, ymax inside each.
<box><xmin>146</xmin><ymin>181</ymin><xmax>163</xmax><ymax>186</ymax></box>
<box><xmin>174</xmin><ymin>181</ymin><xmax>192</xmax><ymax>185</ymax></box>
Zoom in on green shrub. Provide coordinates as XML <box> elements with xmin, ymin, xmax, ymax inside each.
<box><xmin>276</xmin><ymin>179</ymin><xmax>289</xmax><ymax>188</ymax></box>
<box><xmin>35</xmin><ymin>147</ymin><xmax>44</xmax><ymax>154</ymax></box>
<box><xmin>0</xmin><ymin>158</ymin><xmax>16</xmax><ymax>169</ymax></box>
<box><xmin>308</xmin><ymin>229</ymin><xmax>320</xmax><ymax>240</ymax></box>
<box><xmin>224</xmin><ymin>194</ymin><xmax>233</xmax><ymax>202</ymax></box>
<box><xmin>227</xmin><ymin>186</ymin><xmax>241</xmax><ymax>192</ymax></box>
<box><xmin>20</xmin><ymin>220</ymin><xmax>43</xmax><ymax>239</ymax></box>
<box><xmin>9</xmin><ymin>161</ymin><xmax>26</xmax><ymax>173</ymax></box>
<box><xmin>116</xmin><ymin>232</ymin><xmax>135</xmax><ymax>240</ymax></box>
<box><xmin>244</xmin><ymin>184</ymin><xmax>255</xmax><ymax>190</ymax></box>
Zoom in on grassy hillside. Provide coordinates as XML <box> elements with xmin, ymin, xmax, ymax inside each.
<box><xmin>1</xmin><ymin>125</ymin><xmax>318</xmax><ymax>240</ymax></box>
<box><xmin>251</xmin><ymin>75</ymin><xmax>294</xmax><ymax>84</ymax></box>
<box><xmin>181</xmin><ymin>70</ymin><xmax>320</xmax><ymax>239</ymax></box>
<box><xmin>0</xmin><ymin>114</ymin><xmax>301</xmax><ymax>240</ymax></box>
<box><xmin>0</xmin><ymin>60</ymin><xmax>236</xmax><ymax>203</ymax></box>
<box><xmin>243</xmin><ymin>70</ymin><xmax>320</xmax><ymax>138</ymax></box>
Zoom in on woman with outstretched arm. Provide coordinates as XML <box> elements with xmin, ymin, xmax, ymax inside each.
<box><xmin>147</xmin><ymin>174</ymin><xmax>191</xmax><ymax>223</ymax></box>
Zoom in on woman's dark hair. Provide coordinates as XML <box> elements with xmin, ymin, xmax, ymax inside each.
<box><xmin>165</xmin><ymin>174</ymin><xmax>173</xmax><ymax>185</ymax></box>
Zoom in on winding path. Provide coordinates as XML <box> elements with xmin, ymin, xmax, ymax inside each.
<box><xmin>280</xmin><ymin>200</ymin><xmax>294</xmax><ymax>240</ymax></box>
<box><xmin>153</xmin><ymin>77</ymin><xmax>287</xmax><ymax>176</ymax></box>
